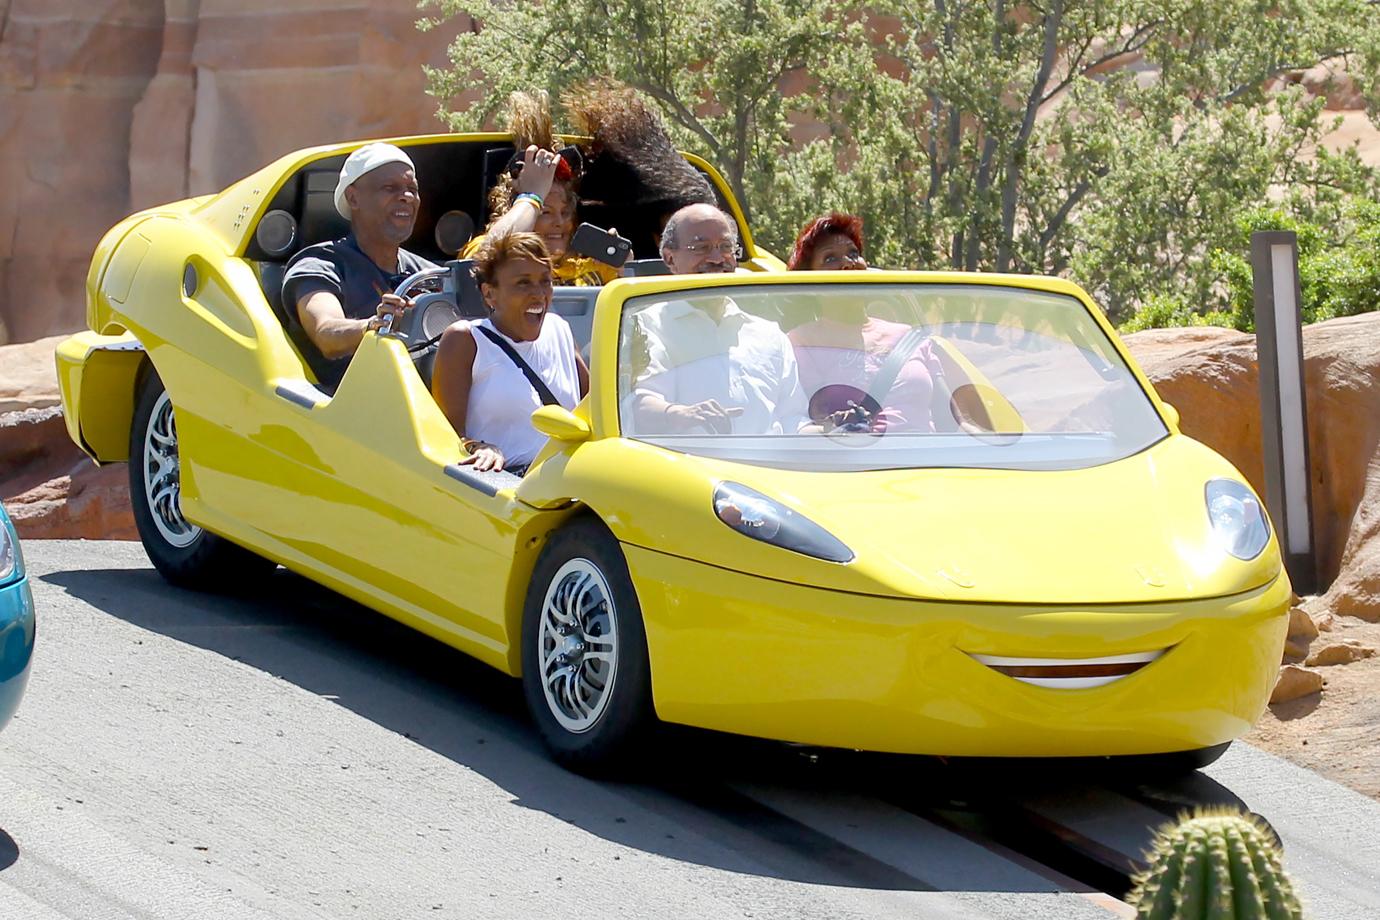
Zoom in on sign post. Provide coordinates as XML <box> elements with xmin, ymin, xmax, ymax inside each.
<box><xmin>1250</xmin><ymin>231</ymin><xmax>1316</xmax><ymax>593</ymax></box>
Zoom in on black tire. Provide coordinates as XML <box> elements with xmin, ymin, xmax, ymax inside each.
<box><xmin>129</xmin><ymin>368</ymin><xmax>271</xmax><ymax>589</ymax></box>
<box><xmin>521</xmin><ymin>518</ymin><xmax>654</xmax><ymax>775</ymax></box>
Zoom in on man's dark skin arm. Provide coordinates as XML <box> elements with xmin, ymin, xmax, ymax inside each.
<box><xmin>296</xmin><ymin>290</ymin><xmax>412</xmax><ymax>360</ymax></box>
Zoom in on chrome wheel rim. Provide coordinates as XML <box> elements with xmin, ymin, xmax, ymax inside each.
<box><xmin>142</xmin><ymin>391</ymin><xmax>201</xmax><ymax>548</ymax></box>
<box><xmin>538</xmin><ymin>558</ymin><xmax>618</xmax><ymax>733</ymax></box>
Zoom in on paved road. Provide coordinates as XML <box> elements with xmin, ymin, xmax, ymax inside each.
<box><xmin>1</xmin><ymin>541</ymin><xmax>1377</xmax><ymax>919</ymax></box>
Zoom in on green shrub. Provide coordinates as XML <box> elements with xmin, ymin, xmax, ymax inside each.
<box><xmin>1210</xmin><ymin>201</ymin><xmax>1380</xmax><ymax>332</ymax></box>
<box><xmin>1119</xmin><ymin>295</ymin><xmax>1240</xmax><ymax>333</ymax></box>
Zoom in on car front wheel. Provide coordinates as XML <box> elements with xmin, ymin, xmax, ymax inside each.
<box><xmin>521</xmin><ymin>519</ymin><xmax>654</xmax><ymax>775</ymax></box>
<box><xmin>129</xmin><ymin>369</ymin><xmax>270</xmax><ymax>588</ymax></box>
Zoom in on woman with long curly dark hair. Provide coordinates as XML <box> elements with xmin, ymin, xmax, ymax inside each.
<box><xmin>564</xmin><ymin>79</ymin><xmax>717</xmax><ymax>258</ymax></box>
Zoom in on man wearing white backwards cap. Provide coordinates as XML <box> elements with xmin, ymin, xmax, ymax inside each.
<box><xmin>282</xmin><ymin>142</ymin><xmax>439</xmax><ymax>387</ymax></box>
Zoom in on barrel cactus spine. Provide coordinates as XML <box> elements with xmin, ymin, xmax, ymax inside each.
<box><xmin>1128</xmin><ymin>808</ymin><xmax>1303</xmax><ymax>919</ymax></box>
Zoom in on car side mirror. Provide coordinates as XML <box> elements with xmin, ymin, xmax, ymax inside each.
<box><xmin>1161</xmin><ymin>402</ymin><xmax>1181</xmax><ymax>429</ymax></box>
<box><xmin>531</xmin><ymin>405</ymin><xmax>591</xmax><ymax>443</ymax></box>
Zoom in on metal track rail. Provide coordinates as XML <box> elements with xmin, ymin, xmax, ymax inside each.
<box><xmin>659</xmin><ymin>736</ymin><xmax>1281</xmax><ymax>913</ymax></box>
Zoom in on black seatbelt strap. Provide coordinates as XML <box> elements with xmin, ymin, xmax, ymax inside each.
<box><xmin>476</xmin><ymin>325</ymin><xmax>561</xmax><ymax>407</ymax></box>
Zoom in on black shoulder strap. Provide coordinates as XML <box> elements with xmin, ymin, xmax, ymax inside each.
<box><xmin>866</xmin><ymin>326</ymin><xmax>928</xmax><ymax>407</ymax></box>
<box><xmin>476</xmin><ymin>325</ymin><xmax>561</xmax><ymax>407</ymax></box>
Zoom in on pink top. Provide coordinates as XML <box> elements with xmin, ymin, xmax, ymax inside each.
<box><xmin>788</xmin><ymin>317</ymin><xmax>945</xmax><ymax>432</ymax></box>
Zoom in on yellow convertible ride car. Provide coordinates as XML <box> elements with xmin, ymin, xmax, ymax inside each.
<box><xmin>57</xmin><ymin>135</ymin><xmax>1289</xmax><ymax>773</ymax></box>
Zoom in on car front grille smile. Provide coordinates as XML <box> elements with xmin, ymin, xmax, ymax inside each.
<box><xmin>968</xmin><ymin>650</ymin><xmax>1166</xmax><ymax>689</ymax></box>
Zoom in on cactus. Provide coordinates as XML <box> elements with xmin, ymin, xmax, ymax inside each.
<box><xmin>1128</xmin><ymin>809</ymin><xmax>1304</xmax><ymax>919</ymax></box>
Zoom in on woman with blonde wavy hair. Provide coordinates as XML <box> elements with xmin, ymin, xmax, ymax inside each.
<box><xmin>464</xmin><ymin>91</ymin><xmax>618</xmax><ymax>287</ymax></box>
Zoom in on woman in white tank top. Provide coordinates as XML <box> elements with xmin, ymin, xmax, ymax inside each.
<box><xmin>431</xmin><ymin>232</ymin><xmax>589</xmax><ymax>475</ymax></box>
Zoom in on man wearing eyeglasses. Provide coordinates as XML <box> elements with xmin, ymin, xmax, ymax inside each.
<box><xmin>630</xmin><ymin>205</ymin><xmax>810</xmax><ymax>435</ymax></box>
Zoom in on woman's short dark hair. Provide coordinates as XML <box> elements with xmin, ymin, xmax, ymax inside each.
<box><xmin>472</xmin><ymin>231</ymin><xmax>553</xmax><ymax>285</ymax></box>
<box><xmin>787</xmin><ymin>213</ymin><xmax>865</xmax><ymax>271</ymax></box>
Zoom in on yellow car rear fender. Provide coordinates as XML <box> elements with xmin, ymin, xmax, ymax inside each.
<box><xmin>54</xmin><ymin>331</ymin><xmax>148</xmax><ymax>463</ymax></box>
<box><xmin>96</xmin><ymin>215</ymin><xmax>309</xmax><ymax>399</ymax></box>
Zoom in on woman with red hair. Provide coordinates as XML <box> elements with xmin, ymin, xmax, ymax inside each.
<box><xmin>787</xmin><ymin>212</ymin><xmax>868</xmax><ymax>271</ymax></box>
<box><xmin>786</xmin><ymin>213</ymin><xmax>951</xmax><ymax>432</ymax></box>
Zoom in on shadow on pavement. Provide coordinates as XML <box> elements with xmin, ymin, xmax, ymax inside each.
<box><xmin>44</xmin><ymin>564</ymin><xmax>1257</xmax><ymax>893</ymax></box>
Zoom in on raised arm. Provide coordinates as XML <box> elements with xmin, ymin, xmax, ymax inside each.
<box><xmin>483</xmin><ymin>146</ymin><xmax>558</xmax><ymax>240</ymax></box>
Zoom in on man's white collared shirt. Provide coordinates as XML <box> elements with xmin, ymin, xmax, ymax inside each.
<box><xmin>631</xmin><ymin>298</ymin><xmax>809</xmax><ymax>435</ymax></box>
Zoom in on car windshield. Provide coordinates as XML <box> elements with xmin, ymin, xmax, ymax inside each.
<box><xmin>615</xmin><ymin>282</ymin><xmax>1168</xmax><ymax>472</ymax></box>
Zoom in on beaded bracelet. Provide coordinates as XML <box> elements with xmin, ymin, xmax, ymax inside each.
<box><xmin>514</xmin><ymin>192</ymin><xmax>543</xmax><ymax>211</ymax></box>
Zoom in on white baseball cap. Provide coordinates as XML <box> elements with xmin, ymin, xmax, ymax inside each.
<box><xmin>334</xmin><ymin>143</ymin><xmax>416</xmax><ymax>219</ymax></box>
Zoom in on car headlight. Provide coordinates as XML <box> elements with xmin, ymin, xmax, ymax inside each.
<box><xmin>0</xmin><ymin>521</ymin><xmax>17</xmax><ymax>583</ymax></box>
<box><xmin>712</xmin><ymin>482</ymin><xmax>854</xmax><ymax>564</ymax></box>
<box><xmin>1205</xmin><ymin>479</ymin><xmax>1271</xmax><ymax>560</ymax></box>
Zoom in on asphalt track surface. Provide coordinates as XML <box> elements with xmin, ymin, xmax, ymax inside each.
<box><xmin>2</xmin><ymin>540</ymin><xmax>1378</xmax><ymax>919</ymax></box>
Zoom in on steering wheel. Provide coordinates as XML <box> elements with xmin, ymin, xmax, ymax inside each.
<box><xmin>381</xmin><ymin>266</ymin><xmax>462</xmax><ymax>351</ymax></box>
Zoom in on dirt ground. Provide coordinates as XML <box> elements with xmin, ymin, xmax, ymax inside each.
<box><xmin>1244</xmin><ymin>612</ymin><xmax>1380</xmax><ymax>800</ymax></box>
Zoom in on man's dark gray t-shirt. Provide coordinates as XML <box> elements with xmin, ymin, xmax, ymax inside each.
<box><xmin>282</xmin><ymin>235</ymin><xmax>438</xmax><ymax>387</ymax></box>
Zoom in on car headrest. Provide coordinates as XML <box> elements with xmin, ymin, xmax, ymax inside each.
<box><xmin>449</xmin><ymin>259</ymin><xmax>487</xmax><ymax>318</ymax></box>
<box><xmin>481</xmin><ymin>146</ymin><xmax>517</xmax><ymax>219</ymax></box>
<box><xmin>299</xmin><ymin>170</ymin><xmax>351</xmax><ymax>248</ymax></box>
<box><xmin>623</xmin><ymin>259</ymin><xmax>672</xmax><ymax>277</ymax></box>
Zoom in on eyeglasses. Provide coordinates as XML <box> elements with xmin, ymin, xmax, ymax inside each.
<box><xmin>678</xmin><ymin>240</ymin><xmax>741</xmax><ymax>257</ymax></box>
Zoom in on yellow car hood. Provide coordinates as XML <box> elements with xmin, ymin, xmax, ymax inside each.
<box><xmin>546</xmin><ymin>434</ymin><xmax>1281</xmax><ymax>605</ymax></box>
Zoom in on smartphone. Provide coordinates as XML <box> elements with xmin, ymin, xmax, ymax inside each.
<box><xmin>569</xmin><ymin>223</ymin><xmax>633</xmax><ymax>268</ymax></box>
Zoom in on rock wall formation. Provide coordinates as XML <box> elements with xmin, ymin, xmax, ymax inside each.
<box><xmin>0</xmin><ymin>0</ymin><xmax>469</xmax><ymax>345</ymax></box>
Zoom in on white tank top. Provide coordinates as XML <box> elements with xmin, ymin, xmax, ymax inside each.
<box><xmin>466</xmin><ymin>315</ymin><xmax>581</xmax><ymax>468</ymax></box>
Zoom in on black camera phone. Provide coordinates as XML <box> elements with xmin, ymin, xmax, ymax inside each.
<box><xmin>569</xmin><ymin>223</ymin><xmax>633</xmax><ymax>269</ymax></box>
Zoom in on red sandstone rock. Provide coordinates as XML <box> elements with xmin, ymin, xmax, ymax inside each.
<box><xmin>1271</xmin><ymin>664</ymin><xmax>1324</xmax><ymax>704</ymax></box>
<box><xmin>1306</xmin><ymin>642</ymin><xmax>1376</xmax><ymax>667</ymax></box>
<box><xmin>0</xmin><ymin>335</ymin><xmax>64</xmax><ymax>414</ymax></box>
<box><xmin>1</xmin><ymin>1</ymin><xmax>469</xmax><ymax>344</ymax></box>
<box><xmin>0</xmin><ymin>407</ymin><xmax>85</xmax><ymax>492</ymax></box>
<box><xmin>1</xmin><ymin>403</ymin><xmax>137</xmax><ymax>540</ymax></box>
<box><xmin>1288</xmin><ymin>606</ymin><xmax>1320</xmax><ymax>641</ymax></box>
<box><xmin>4</xmin><ymin>461</ymin><xmax>137</xmax><ymax>541</ymax></box>
<box><xmin>1298</xmin><ymin>61</ymin><xmax>1367</xmax><ymax>111</ymax></box>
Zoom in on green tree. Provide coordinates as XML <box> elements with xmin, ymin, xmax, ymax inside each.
<box><xmin>842</xmin><ymin>0</ymin><xmax>1380</xmax><ymax>317</ymax></box>
<box><xmin>421</xmin><ymin>1</ymin><xmax>1380</xmax><ymax>322</ymax></box>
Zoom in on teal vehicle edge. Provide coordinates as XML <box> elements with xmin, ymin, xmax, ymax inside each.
<box><xmin>0</xmin><ymin>507</ymin><xmax>35</xmax><ymax>731</ymax></box>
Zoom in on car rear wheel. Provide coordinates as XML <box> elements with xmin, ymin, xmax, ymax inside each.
<box><xmin>129</xmin><ymin>369</ymin><xmax>271</xmax><ymax>588</ymax></box>
<box><xmin>522</xmin><ymin>519</ymin><xmax>654</xmax><ymax>775</ymax></box>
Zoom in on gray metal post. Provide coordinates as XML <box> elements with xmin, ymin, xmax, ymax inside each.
<box><xmin>1250</xmin><ymin>231</ymin><xmax>1316</xmax><ymax>592</ymax></box>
